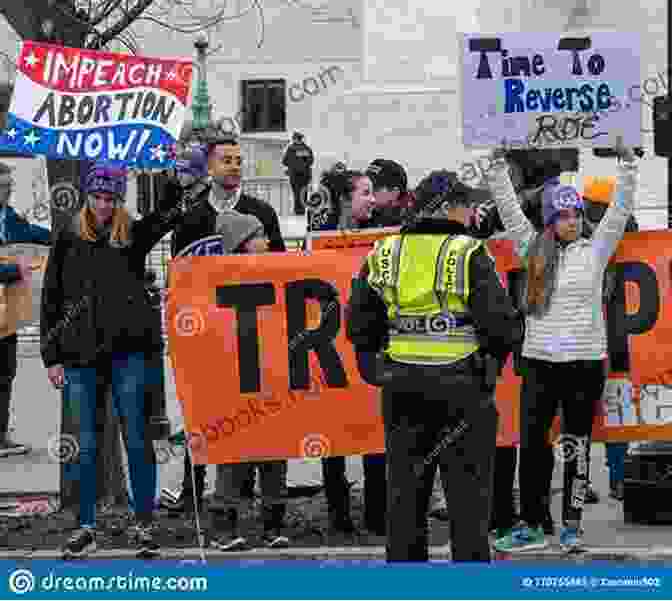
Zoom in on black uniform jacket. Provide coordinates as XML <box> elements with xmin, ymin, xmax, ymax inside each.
<box><xmin>345</xmin><ymin>219</ymin><xmax>524</xmax><ymax>365</ymax></box>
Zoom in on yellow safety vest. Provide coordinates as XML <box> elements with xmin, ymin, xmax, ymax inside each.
<box><xmin>367</xmin><ymin>233</ymin><xmax>483</xmax><ymax>365</ymax></box>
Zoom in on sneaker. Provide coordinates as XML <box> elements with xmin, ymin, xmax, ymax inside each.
<box><xmin>0</xmin><ymin>440</ymin><xmax>30</xmax><ymax>458</ymax></box>
<box><xmin>262</xmin><ymin>531</ymin><xmax>290</xmax><ymax>549</ymax></box>
<box><xmin>135</xmin><ymin>525</ymin><xmax>161</xmax><ymax>559</ymax></box>
<box><xmin>62</xmin><ymin>527</ymin><xmax>96</xmax><ymax>559</ymax></box>
<box><xmin>494</xmin><ymin>524</ymin><xmax>548</xmax><ymax>553</ymax></box>
<box><xmin>210</xmin><ymin>533</ymin><xmax>249</xmax><ymax>551</ymax></box>
<box><xmin>559</xmin><ymin>526</ymin><xmax>585</xmax><ymax>553</ymax></box>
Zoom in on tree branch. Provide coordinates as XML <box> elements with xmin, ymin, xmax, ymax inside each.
<box><xmin>89</xmin><ymin>0</ymin><xmax>155</xmax><ymax>49</ymax></box>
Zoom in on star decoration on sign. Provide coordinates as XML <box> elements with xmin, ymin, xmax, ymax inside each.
<box><xmin>24</xmin><ymin>52</ymin><xmax>39</xmax><ymax>68</ymax></box>
<box><xmin>23</xmin><ymin>130</ymin><xmax>40</xmax><ymax>147</ymax></box>
<box><xmin>5</xmin><ymin>129</ymin><xmax>17</xmax><ymax>140</ymax></box>
<box><xmin>150</xmin><ymin>145</ymin><xmax>167</xmax><ymax>162</ymax></box>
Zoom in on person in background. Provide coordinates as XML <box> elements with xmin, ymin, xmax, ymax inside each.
<box><xmin>206</xmin><ymin>209</ymin><xmax>290</xmax><ymax>550</ymax></box>
<box><xmin>363</xmin><ymin>159</ymin><xmax>414</xmax><ymax>228</ymax></box>
<box><xmin>283</xmin><ymin>132</ymin><xmax>314</xmax><ymax>216</ymax></box>
<box><xmin>170</xmin><ymin>127</ymin><xmax>286</xmax><ymax>515</ymax></box>
<box><xmin>0</xmin><ymin>161</ymin><xmax>51</xmax><ymax>458</ymax></box>
<box><xmin>347</xmin><ymin>170</ymin><xmax>523</xmax><ymax>561</ymax></box>
<box><xmin>41</xmin><ymin>162</ymin><xmax>183</xmax><ymax>559</ymax></box>
<box><xmin>305</xmin><ymin>167</ymin><xmax>379</xmax><ymax>535</ymax></box>
<box><xmin>488</xmin><ymin>137</ymin><xmax>638</xmax><ymax>554</ymax></box>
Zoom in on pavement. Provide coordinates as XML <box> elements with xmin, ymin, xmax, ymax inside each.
<box><xmin>4</xmin><ymin>351</ymin><xmax>672</xmax><ymax>561</ymax></box>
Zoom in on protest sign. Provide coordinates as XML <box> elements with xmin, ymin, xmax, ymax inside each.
<box><xmin>0</xmin><ymin>42</ymin><xmax>193</xmax><ymax>168</ymax></box>
<box><xmin>166</xmin><ymin>230</ymin><xmax>672</xmax><ymax>464</ymax></box>
<box><xmin>461</xmin><ymin>32</ymin><xmax>641</xmax><ymax>149</ymax></box>
<box><xmin>0</xmin><ymin>244</ymin><xmax>48</xmax><ymax>336</ymax></box>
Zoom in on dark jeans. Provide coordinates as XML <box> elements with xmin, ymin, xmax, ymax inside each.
<box><xmin>519</xmin><ymin>358</ymin><xmax>605</xmax><ymax>528</ymax></box>
<box><xmin>290</xmin><ymin>176</ymin><xmax>310</xmax><ymax>216</ymax></box>
<box><xmin>0</xmin><ymin>334</ymin><xmax>17</xmax><ymax>440</ymax></box>
<box><xmin>382</xmin><ymin>359</ymin><xmax>497</xmax><ymax>562</ymax></box>
<box><xmin>182</xmin><ymin>453</ymin><xmax>254</xmax><ymax>505</ymax></box>
<box><xmin>320</xmin><ymin>453</ymin><xmax>386</xmax><ymax>529</ymax></box>
<box><xmin>63</xmin><ymin>352</ymin><xmax>159</xmax><ymax>526</ymax></box>
<box><xmin>491</xmin><ymin>446</ymin><xmax>517</xmax><ymax>531</ymax></box>
<box><xmin>606</xmin><ymin>442</ymin><xmax>628</xmax><ymax>487</ymax></box>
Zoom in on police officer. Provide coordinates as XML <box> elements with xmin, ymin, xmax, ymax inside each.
<box><xmin>346</xmin><ymin>170</ymin><xmax>523</xmax><ymax>562</ymax></box>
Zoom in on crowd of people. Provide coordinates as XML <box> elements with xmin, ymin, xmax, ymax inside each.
<box><xmin>0</xmin><ymin>119</ymin><xmax>640</xmax><ymax>561</ymax></box>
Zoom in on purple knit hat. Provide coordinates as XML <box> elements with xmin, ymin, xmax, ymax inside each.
<box><xmin>175</xmin><ymin>145</ymin><xmax>208</xmax><ymax>179</ymax></box>
<box><xmin>542</xmin><ymin>177</ymin><xmax>584</xmax><ymax>227</ymax></box>
<box><xmin>85</xmin><ymin>163</ymin><xmax>128</xmax><ymax>203</ymax></box>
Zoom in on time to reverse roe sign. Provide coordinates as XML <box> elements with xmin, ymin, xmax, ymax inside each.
<box><xmin>166</xmin><ymin>231</ymin><xmax>672</xmax><ymax>465</ymax></box>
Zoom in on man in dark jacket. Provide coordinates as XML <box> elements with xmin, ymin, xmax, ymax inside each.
<box><xmin>363</xmin><ymin>159</ymin><xmax>412</xmax><ymax>228</ymax></box>
<box><xmin>0</xmin><ymin>161</ymin><xmax>50</xmax><ymax>458</ymax></box>
<box><xmin>282</xmin><ymin>132</ymin><xmax>314</xmax><ymax>216</ymax></box>
<box><xmin>170</xmin><ymin>130</ymin><xmax>286</xmax><ymax>515</ymax></box>
<box><xmin>346</xmin><ymin>170</ymin><xmax>523</xmax><ymax>562</ymax></box>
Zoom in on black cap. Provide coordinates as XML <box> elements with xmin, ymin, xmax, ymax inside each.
<box><xmin>412</xmin><ymin>170</ymin><xmax>477</xmax><ymax>216</ymax></box>
<box><xmin>365</xmin><ymin>159</ymin><xmax>407</xmax><ymax>192</ymax></box>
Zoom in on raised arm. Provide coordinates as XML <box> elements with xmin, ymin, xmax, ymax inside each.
<box><xmin>483</xmin><ymin>156</ymin><xmax>536</xmax><ymax>260</ymax></box>
<box><xmin>591</xmin><ymin>144</ymin><xmax>639</xmax><ymax>271</ymax></box>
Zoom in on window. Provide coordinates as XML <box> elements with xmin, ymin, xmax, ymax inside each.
<box><xmin>241</xmin><ymin>79</ymin><xmax>286</xmax><ymax>133</ymax></box>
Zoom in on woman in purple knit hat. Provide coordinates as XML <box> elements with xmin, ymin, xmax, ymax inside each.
<box><xmin>40</xmin><ymin>161</ymin><xmax>184</xmax><ymax>559</ymax></box>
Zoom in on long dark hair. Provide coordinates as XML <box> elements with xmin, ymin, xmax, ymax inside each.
<box><xmin>319</xmin><ymin>168</ymin><xmax>368</xmax><ymax>226</ymax></box>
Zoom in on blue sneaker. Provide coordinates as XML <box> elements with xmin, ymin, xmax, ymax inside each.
<box><xmin>494</xmin><ymin>523</ymin><xmax>548</xmax><ymax>553</ymax></box>
<box><xmin>559</xmin><ymin>525</ymin><xmax>585</xmax><ymax>553</ymax></box>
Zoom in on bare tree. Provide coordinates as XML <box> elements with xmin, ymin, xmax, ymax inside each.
<box><xmin>0</xmin><ymin>0</ymin><xmax>265</xmax><ymax>517</ymax></box>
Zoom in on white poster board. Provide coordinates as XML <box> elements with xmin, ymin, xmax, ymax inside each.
<box><xmin>461</xmin><ymin>32</ymin><xmax>642</xmax><ymax>148</ymax></box>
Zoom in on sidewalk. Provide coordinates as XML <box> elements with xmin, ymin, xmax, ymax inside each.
<box><xmin>5</xmin><ymin>354</ymin><xmax>672</xmax><ymax>560</ymax></box>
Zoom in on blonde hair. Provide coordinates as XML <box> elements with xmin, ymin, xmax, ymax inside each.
<box><xmin>78</xmin><ymin>205</ymin><xmax>131</xmax><ymax>246</ymax></box>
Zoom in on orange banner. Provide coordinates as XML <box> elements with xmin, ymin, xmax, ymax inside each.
<box><xmin>166</xmin><ymin>229</ymin><xmax>672</xmax><ymax>464</ymax></box>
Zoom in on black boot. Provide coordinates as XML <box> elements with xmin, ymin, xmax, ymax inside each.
<box><xmin>262</xmin><ymin>504</ymin><xmax>290</xmax><ymax>548</ymax></box>
<box><xmin>541</xmin><ymin>496</ymin><xmax>555</xmax><ymax>536</ymax></box>
<box><xmin>323</xmin><ymin>457</ymin><xmax>356</xmax><ymax>533</ymax></box>
<box><xmin>210</xmin><ymin>508</ymin><xmax>248</xmax><ymax>551</ymax></box>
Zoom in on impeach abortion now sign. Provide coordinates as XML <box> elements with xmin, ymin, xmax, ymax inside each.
<box><xmin>461</xmin><ymin>32</ymin><xmax>641</xmax><ymax>149</ymax></box>
<box><xmin>0</xmin><ymin>42</ymin><xmax>193</xmax><ymax>168</ymax></box>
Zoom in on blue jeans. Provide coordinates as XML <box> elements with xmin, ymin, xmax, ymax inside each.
<box><xmin>63</xmin><ymin>353</ymin><xmax>158</xmax><ymax>527</ymax></box>
<box><xmin>605</xmin><ymin>442</ymin><xmax>628</xmax><ymax>488</ymax></box>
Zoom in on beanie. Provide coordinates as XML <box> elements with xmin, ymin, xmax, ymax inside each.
<box><xmin>85</xmin><ymin>163</ymin><xmax>127</xmax><ymax>205</ymax></box>
<box><xmin>366</xmin><ymin>159</ymin><xmax>408</xmax><ymax>192</ymax></box>
<box><xmin>583</xmin><ymin>176</ymin><xmax>616</xmax><ymax>205</ymax></box>
<box><xmin>175</xmin><ymin>145</ymin><xmax>208</xmax><ymax>180</ymax></box>
<box><xmin>412</xmin><ymin>170</ymin><xmax>474</xmax><ymax>216</ymax></box>
<box><xmin>541</xmin><ymin>177</ymin><xmax>584</xmax><ymax>227</ymax></box>
<box><xmin>214</xmin><ymin>210</ymin><xmax>265</xmax><ymax>253</ymax></box>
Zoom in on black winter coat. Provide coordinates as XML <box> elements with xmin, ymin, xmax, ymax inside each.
<box><xmin>171</xmin><ymin>186</ymin><xmax>286</xmax><ymax>256</ymax></box>
<box><xmin>40</xmin><ymin>203</ymin><xmax>182</xmax><ymax>368</ymax></box>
